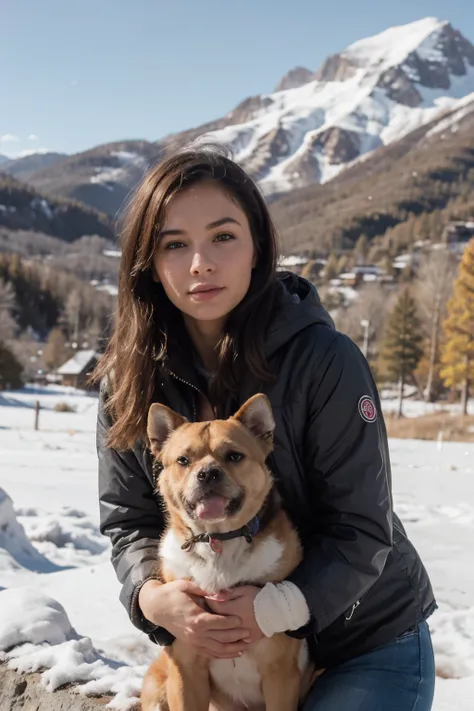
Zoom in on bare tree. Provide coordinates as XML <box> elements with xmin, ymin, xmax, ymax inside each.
<box><xmin>43</xmin><ymin>327</ymin><xmax>70</xmax><ymax>370</ymax></box>
<box><xmin>335</xmin><ymin>283</ymin><xmax>396</xmax><ymax>359</ymax></box>
<box><xmin>65</xmin><ymin>289</ymin><xmax>83</xmax><ymax>343</ymax></box>
<box><xmin>414</xmin><ymin>251</ymin><xmax>457</xmax><ymax>402</ymax></box>
<box><xmin>0</xmin><ymin>279</ymin><xmax>17</xmax><ymax>343</ymax></box>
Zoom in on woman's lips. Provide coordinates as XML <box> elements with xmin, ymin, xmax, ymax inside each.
<box><xmin>188</xmin><ymin>287</ymin><xmax>225</xmax><ymax>301</ymax></box>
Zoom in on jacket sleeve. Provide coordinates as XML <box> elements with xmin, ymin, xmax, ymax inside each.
<box><xmin>287</xmin><ymin>332</ymin><xmax>393</xmax><ymax>637</ymax></box>
<box><xmin>97</xmin><ymin>381</ymin><xmax>174</xmax><ymax>645</ymax></box>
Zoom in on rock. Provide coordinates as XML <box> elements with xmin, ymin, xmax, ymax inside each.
<box><xmin>314</xmin><ymin>54</ymin><xmax>357</xmax><ymax>82</ymax></box>
<box><xmin>0</xmin><ymin>665</ymin><xmax>116</xmax><ymax>711</ymax></box>
<box><xmin>275</xmin><ymin>67</ymin><xmax>314</xmax><ymax>92</ymax></box>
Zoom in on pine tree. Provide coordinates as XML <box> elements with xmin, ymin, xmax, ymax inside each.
<box><xmin>440</xmin><ymin>239</ymin><xmax>474</xmax><ymax>415</ymax></box>
<box><xmin>379</xmin><ymin>289</ymin><xmax>424</xmax><ymax>417</ymax></box>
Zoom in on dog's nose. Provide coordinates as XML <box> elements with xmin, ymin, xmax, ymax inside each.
<box><xmin>196</xmin><ymin>466</ymin><xmax>223</xmax><ymax>484</ymax></box>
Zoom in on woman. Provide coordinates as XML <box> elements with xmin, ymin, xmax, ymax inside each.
<box><xmin>95</xmin><ymin>148</ymin><xmax>436</xmax><ymax>710</ymax></box>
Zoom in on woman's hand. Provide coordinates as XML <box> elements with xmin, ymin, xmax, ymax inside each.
<box><xmin>205</xmin><ymin>586</ymin><xmax>264</xmax><ymax>644</ymax></box>
<box><xmin>138</xmin><ymin>579</ymin><xmax>252</xmax><ymax>658</ymax></box>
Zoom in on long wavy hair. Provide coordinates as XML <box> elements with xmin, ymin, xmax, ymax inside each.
<box><xmin>92</xmin><ymin>147</ymin><xmax>279</xmax><ymax>450</ymax></box>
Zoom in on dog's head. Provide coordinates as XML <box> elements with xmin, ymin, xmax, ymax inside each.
<box><xmin>147</xmin><ymin>394</ymin><xmax>275</xmax><ymax>531</ymax></box>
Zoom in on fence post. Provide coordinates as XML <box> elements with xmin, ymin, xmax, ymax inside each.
<box><xmin>34</xmin><ymin>400</ymin><xmax>40</xmax><ymax>431</ymax></box>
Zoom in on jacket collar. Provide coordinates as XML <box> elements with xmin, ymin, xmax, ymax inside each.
<box><xmin>156</xmin><ymin>273</ymin><xmax>334</xmax><ymax>410</ymax></box>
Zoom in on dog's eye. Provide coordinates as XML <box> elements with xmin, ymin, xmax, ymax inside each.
<box><xmin>177</xmin><ymin>456</ymin><xmax>190</xmax><ymax>467</ymax></box>
<box><xmin>227</xmin><ymin>451</ymin><xmax>244</xmax><ymax>463</ymax></box>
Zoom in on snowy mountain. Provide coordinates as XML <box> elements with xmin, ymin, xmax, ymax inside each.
<box><xmin>188</xmin><ymin>17</ymin><xmax>474</xmax><ymax>195</ymax></box>
<box><xmin>271</xmin><ymin>90</ymin><xmax>474</xmax><ymax>252</ymax></box>
<box><xmin>25</xmin><ymin>140</ymin><xmax>162</xmax><ymax>217</ymax></box>
<box><xmin>18</xmin><ymin>17</ymin><xmax>474</xmax><ymax>216</ymax></box>
<box><xmin>1</xmin><ymin>152</ymin><xmax>68</xmax><ymax>180</ymax></box>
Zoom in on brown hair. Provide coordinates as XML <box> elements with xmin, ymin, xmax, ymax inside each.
<box><xmin>93</xmin><ymin>147</ymin><xmax>279</xmax><ymax>450</ymax></box>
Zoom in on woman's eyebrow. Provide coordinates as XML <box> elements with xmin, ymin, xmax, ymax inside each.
<box><xmin>206</xmin><ymin>216</ymin><xmax>241</xmax><ymax>229</ymax></box>
<box><xmin>158</xmin><ymin>216</ymin><xmax>241</xmax><ymax>239</ymax></box>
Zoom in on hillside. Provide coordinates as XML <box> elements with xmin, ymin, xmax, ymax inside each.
<box><xmin>1</xmin><ymin>152</ymin><xmax>68</xmax><ymax>180</ymax></box>
<box><xmin>270</xmin><ymin>94</ymin><xmax>474</xmax><ymax>253</ymax></box>
<box><xmin>0</xmin><ymin>174</ymin><xmax>113</xmax><ymax>242</ymax></box>
<box><xmin>22</xmin><ymin>140</ymin><xmax>163</xmax><ymax>218</ymax></box>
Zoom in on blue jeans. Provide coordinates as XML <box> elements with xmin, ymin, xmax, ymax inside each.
<box><xmin>302</xmin><ymin>622</ymin><xmax>435</xmax><ymax>710</ymax></box>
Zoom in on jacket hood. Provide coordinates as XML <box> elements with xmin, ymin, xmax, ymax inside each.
<box><xmin>159</xmin><ymin>271</ymin><xmax>334</xmax><ymax>389</ymax></box>
<box><xmin>265</xmin><ymin>272</ymin><xmax>335</xmax><ymax>357</ymax></box>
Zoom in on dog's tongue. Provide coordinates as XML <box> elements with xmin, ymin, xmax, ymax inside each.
<box><xmin>195</xmin><ymin>495</ymin><xmax>228</xmax><ymax>520</ymax></box>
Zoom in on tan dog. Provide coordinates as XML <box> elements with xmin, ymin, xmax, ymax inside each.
<box><xmin>140</xmin><ymin>394</ymin><xmax>315</xmax><ymax>711</ymax></box>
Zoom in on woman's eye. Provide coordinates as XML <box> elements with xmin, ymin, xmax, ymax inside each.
<box><xmin>177</xmin><ymin>456</ymin><xmax>190</xmax><ymax>466</ymax></box>
<box><xmin>214</xmin><ymin>233</ymin><xmax>235</xmax><ymax>243</ymax></box>
<box><xmin>226</xmin><ymin>451</ymin><xmax>244</xmax><ymax>463</ymax></box>
<box><xmin>164</xmin><ymin>241</ymin><xmax>185</xmax><ymax>250</ymax></box>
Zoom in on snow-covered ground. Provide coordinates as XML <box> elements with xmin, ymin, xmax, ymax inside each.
<box><xmin>1</xmin><ymin>386</ymin><xmax>473</xmax><ymax>709</ymax></box>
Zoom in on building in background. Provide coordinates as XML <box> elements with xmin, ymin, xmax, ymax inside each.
<box><xmin>56</xmin><ymin>350</ymin><xmax>100</xmax><ymax>390</ymax></box>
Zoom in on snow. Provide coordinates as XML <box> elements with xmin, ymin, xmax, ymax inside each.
<box><xmin>278</xmin><ymin>254</ymin><xmax>308</xmax><ymax>267</ymax></box>
<box><xmin>328</xmin><ymin>283</ymin><xmax>359</xmax><ymax>304</ymax></box>
<box><xmin>426</xmin><ymin>92</ymin><xmax>474</xmax><ymax>137</ymax></box>
<box><xmin>90</xmin><ymin>151</ymin><xmax>147</xmax><ymax>188</ymax></box>
<box><xmin>343</xmin><ymin>17</ymin><xmax>447</xmax><ymax>70</ymax></box>
<box><xmin>1</xmin><ymin>385</ymin><xmax>474</xmax><ymax>709</ymax></box>
<box><xmin>0</xmin><ymin>590</ymin><xmax>145</xmax><ymax>708</ymax></box>
<box><xmin>30</xmin><ymin>197</ymin><xmax>54</xmax><ymax>220</ymax></box>
<box><xmin>0</xmin><ymin>589</ymin><xmax>75</xmax><ymax>649</ymax></box>
<box><xmin>96</xmin><ymin>283</ymin><xmax>119</xmax><ymax>296</ymax></box>
<box><xmin>380</xmin><ymin>388</ymin><xmax>474</xmax><ymax>418</ymax></box>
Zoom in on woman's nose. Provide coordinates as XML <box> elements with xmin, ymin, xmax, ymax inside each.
<box><xmin>190</xmin><ymin>250</ymin><xmax>215</xmax><ymax>275</ymax></box>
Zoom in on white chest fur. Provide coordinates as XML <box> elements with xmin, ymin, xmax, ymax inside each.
<box><xmin>159</xmin><ymin>530</ymin><xmax>284</xmax><ymax>593</ymax></box>
<box><xmin>159</xmin><ymin>530</ymin><xmax>306</xmax><ymax>708</ymax></box>
<box><xmin>209</xmin><ymin>638</ymin><xmax>309</xmax><ymax>706</ymax></box>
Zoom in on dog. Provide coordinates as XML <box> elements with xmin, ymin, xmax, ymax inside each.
<box><xmin>140</xmin><ymin>393</ymin><xmax>316</xmax><ymax>711</ymax></box>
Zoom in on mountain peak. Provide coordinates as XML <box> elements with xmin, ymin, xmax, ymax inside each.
<box><xmin>275</xmin><ymin>66</ymin><xmax>314</xmax><ymax>92</ymax></box>
<box><xmin>342</xmin><ymin>17</ymin><xmax>448</xmax><ymax>70</ymax></box>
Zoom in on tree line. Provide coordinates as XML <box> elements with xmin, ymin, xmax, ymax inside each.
<box><xmin>332</xmin><ymin>240</ymin><xmax>474</xmax><ymax>417</ymax></box>
<box><xmin>0</xmin><ymin>252</ymin><xmax>114</xmax><ymax>389</ymax></box>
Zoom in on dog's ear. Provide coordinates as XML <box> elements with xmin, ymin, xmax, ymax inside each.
<box><xmin>147</xmin><ymin>404</ymin><xmax>188</xmax><ymax>457</ymax></box>
<box><xmin>233</xmin><ymin>394</ymin><xmax>275</xmax><ymax>442</ymax></box>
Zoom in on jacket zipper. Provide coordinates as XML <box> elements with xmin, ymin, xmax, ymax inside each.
<box><xmin>345</xmin><ymin>599</ymin><xmax>361</xmax><ymax>621</ymax></box>
<box><xmin>345</xmin><ymin>520</ymin><xmax>400</xmax><ymax>623</ymax></box>
<box><xmin>166</xmin><ymin>369</ymin><xmax>199</xmax><ymax>421</ymax></box>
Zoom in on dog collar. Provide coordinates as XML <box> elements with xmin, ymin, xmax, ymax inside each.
<box><xmin>181</xmin><ymin>515</ymin><xmax>260</xmax><ymax>553</ymax></box>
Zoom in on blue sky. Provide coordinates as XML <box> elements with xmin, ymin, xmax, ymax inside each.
<box><xmin>1</xmin><ymin>0</ymin><xmax>474</xmax><ymax>158</ymax></box>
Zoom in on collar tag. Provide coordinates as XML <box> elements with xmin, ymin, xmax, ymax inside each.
<box><xmin>209</xmin><ymin>537</ymin><xmax>223</xmax><ymax>553</ymax></box>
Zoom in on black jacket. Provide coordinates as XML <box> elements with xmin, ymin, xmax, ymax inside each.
<box><xmin>97</xmin><ymin>273</ymin><xmax>436</xmax><ymax>667</ymax></box>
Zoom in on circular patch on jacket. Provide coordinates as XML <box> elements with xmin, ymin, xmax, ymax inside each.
<box><xmin>358</xmin><ymin>396</ymin><xmax>377</xmax><ymax>423</ymax></box>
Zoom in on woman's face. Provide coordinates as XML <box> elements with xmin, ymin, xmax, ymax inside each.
<box><xmin>152</xmin><ymin>181</ymin><xmax>256</xmax><ymax>329</ymax></box>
